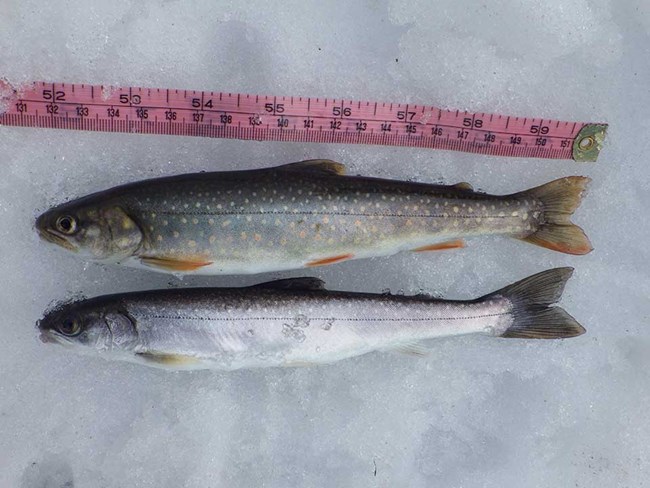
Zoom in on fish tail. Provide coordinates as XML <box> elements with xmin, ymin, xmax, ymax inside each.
<box><xmin>516</xmin><ymin>176</ymin><xmax>593</xmax><ymax>255</ymax></box>
<box><xmin>485</xmin><ymin>267</ymin><xmax>585</xmax><ymax>339</ymax></box>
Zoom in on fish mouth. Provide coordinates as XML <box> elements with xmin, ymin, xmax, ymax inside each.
<box><xmin>39</xmin><ymin>329</ymin><xmax>74</xmax><ymax>347</ymax></box>
<box><xmin>36</xmin><ymin>226</ymin><xmax>77</xmax><ymax>252</ymax></box>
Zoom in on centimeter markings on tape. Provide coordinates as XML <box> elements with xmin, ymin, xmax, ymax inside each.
<box><xmin>0</xmin><ymin>80</ymin><xmax>607</xmax><ymax>161</ymax></box>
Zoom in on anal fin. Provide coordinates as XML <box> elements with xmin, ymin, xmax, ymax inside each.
<box><xmin>390</xmin><ymin>342</ymin><xmax>429</xmax><ymax>357</ymax></box>
<box><xmin>284</xmin><ymin>360</ymin><xmax>318</xmax><ymax>368</ymax></box>
<box><xmin>140</xmin><ymin>256</ymin><xmax>213</xmax><ymax>272</ymax></box>
<box><xmin>412</xmin><ymin>239</ymin><xmax>465</xmax><ymax>252</ymax></box>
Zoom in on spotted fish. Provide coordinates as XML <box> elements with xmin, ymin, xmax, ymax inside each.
<box><xmin>35</xmin><ymin>160</ymin><xmax>592</xmax><ymax>274</ymax></box>
<box><xmin>37</xmin><ymin>268</ymin><xmax>584</xmax><ymax>370</ymax></box>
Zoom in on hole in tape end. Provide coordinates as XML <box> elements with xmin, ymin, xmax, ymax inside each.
<box><xmin>578</xmin><ymin>136</ymin><xmax>594</xmax><ymax>151</ymax></box>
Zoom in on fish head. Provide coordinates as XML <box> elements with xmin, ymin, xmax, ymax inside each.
<box><xmin>37</xmin><ymin>298</ymin><xmax>139</xmax><ymax>355</ymax></box>
<box><xmin>36</xmin><ymin>200</ymin><xmax>143</xmax><ymax>261</ymax></box>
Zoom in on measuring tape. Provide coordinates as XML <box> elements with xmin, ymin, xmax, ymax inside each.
<box><xmin>0</xmin><ymin>80</ymin><xmax>607</xmax><ymax>161</ymax></box>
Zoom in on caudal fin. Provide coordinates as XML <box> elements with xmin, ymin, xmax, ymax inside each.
<box><xmin>517</xmin><ymin>177</ymin><xmax>593</xmax><ymax>255</ymax></box>
<box><xmin>487</xmin><ymin>267</ymin><xmax>585</xmax><ymax>339</ymax></box>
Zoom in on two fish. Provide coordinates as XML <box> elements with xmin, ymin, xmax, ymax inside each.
<box><xmin>36</xmin><ymin>160</ymin><xmax>592</xmax><ymax>370</ymax></box>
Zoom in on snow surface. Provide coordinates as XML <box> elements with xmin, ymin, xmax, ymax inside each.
<box><xmin>1</xmin><ymin>0</ymin><xmax>649</xmax><ymax>486</ymax></box>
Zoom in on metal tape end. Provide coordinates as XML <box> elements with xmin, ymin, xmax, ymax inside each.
<box><xmin>572</xmin><ymin>123</ymin><xmax>608</xmax><ymax>162</ymax></box>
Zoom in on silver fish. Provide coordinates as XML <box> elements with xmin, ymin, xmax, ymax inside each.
<box><xmin>35</xmin><ymin>160</ymin><xmax>592</xmax><ymax>275</ymax></box>
<box><xmin>37</xmin><ymin>268</ymin><xmax>584</xmax><ymax>371</ymax></box>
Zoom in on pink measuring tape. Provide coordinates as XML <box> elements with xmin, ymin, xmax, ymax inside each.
<box><xmin>0</xmin><ymin>80</ymin><xmax>607</xmax><ymax>161</ymax></box>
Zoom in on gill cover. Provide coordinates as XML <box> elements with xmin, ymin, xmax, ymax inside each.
<box><xmin>99</xmin><ymin>206</ymin><xmax>143</xmax><ymax>260</ymax></box>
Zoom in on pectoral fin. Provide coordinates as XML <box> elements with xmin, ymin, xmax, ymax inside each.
<box><xmin>412</xmin><ymin>239</ymin><xmax>465</xmax><ymax>252</ymax></box>
<box><xmin>136</xmin><ymin>352</ymin><xmax>202</xmax><ymax>367</ymax></box>
<box><xmin>140</xmin><ymin>256</ymin><xmax>213</xmax><ymax>272</ymax></box>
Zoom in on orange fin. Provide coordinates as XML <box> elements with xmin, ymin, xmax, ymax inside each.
<box><xmin>140</xmin><ymin>256</ymin><xmax>213</xmax><ymax>272</ymax></box>
<box><xmin>306</xmin><ymin>253</ymin><xmax>354</xmax><ymax>267</ymax></box>
<box><xmin>516</xmin><ymin>176</ymin><xmax>593</xmax><ymax>255</ymax></box>
<box><xmin>412</xmin><ymin>239</ymin><xmax>465</xmax><ymax>252</ymax></box>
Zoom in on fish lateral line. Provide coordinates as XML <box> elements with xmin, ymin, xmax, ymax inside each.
<box><xmin>153</xmin><ymin>209</ymin><xmax>513</xmax><ymax>219</ymax></box>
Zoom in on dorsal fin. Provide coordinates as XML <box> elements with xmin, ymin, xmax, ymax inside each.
<box><xmin>452</xmin><ymin>182</ymin><xmax>473</xmax><ymax>191</ymax></box>
<box><xmin>250</xmin><ymin>277</ymin><xmax>326</xmax><ymax>291</ymax></box>
<box><xmin>276</xmin><ymin>159</ymin><xmax>346</xmax><ymax>176</ymax></box>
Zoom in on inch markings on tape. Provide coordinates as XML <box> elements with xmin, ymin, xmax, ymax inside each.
<box><xmin>0</xmin><ymin>79</ymin><xmax>607</xmax><ymax>161</ymax></box>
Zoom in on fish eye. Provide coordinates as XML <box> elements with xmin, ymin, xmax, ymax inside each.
<box><xmin>58</xmin><ymin>317</ymin><xmax>81</xmax><ymax>336</ymax></box>
<box><xmin>55</xmin><ymin>215</ymin><xmax>77</xmax><ymax>235</ymax></box>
